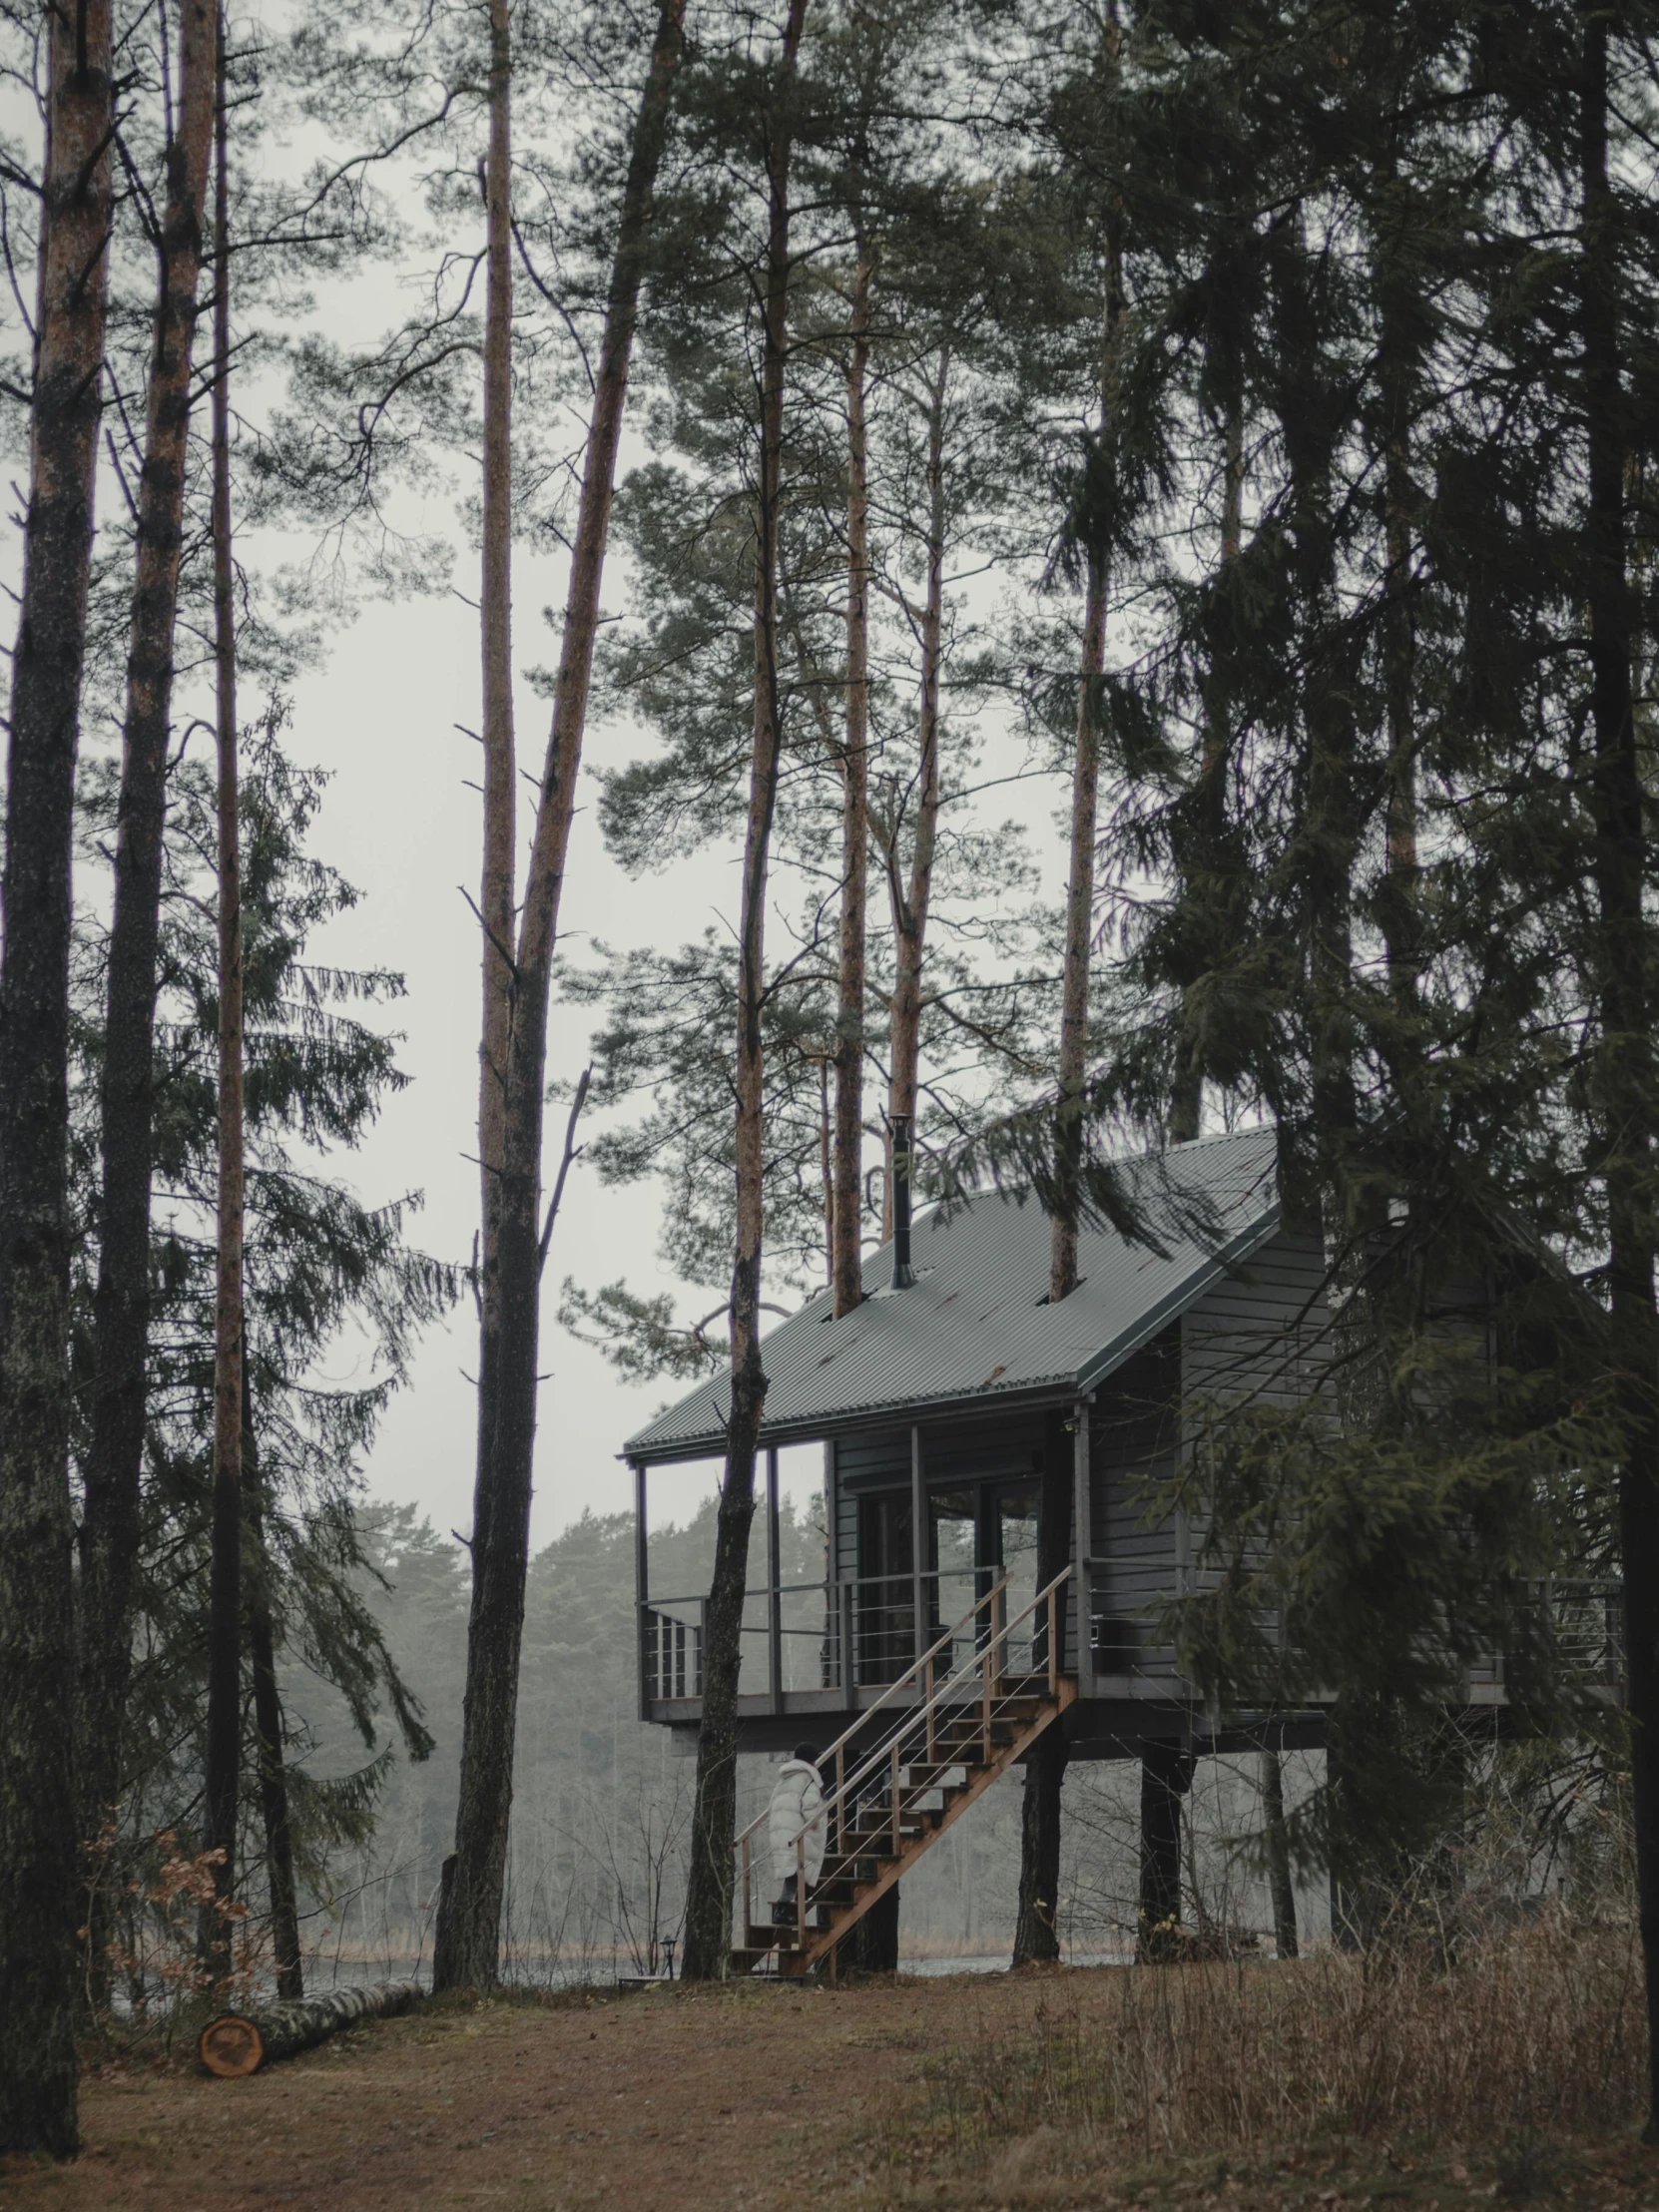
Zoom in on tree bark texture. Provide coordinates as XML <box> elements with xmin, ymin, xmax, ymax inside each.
<box><xmin>199</xmin><ymin>1981</ymin><xmax>421</xmax><ymax>2076</ymax></box>
<box><xmin>437</xmin><ymin>0</ymin><xmax>514</xmax><ymax>1994</ymax></box>
<box><xmin>1380</xmin><ymin>331</ymin><xmax>1418</xmax><ymax>1015</ymax></box>
<box><xmin>0</xmin><ymin>0</ymin><xmax>114</xmax><ymax>2159</ymax></box>
<box><xmin>1021</xmin><ymin>242</ymin><xmax>1125</xmax><ymax>1962</ymax></box>
<box><xmin>243</xmin><ymin>1373</ymin><xmax>301</xmax><ymax>2000</ymax></box>
<box><xmin>201</xmin><ymin>14</ymin><xmax>245</xmax><ymax>1987</ymax></box>
<box><xmin>1012</xmin><ymin>1413</ymin><xmax>1077</xmax><ymax>1964</ymax></box>
<box><xmin>1261</xmin><ymin>1743</ymin><xmax>1298</xmax><ymax>1959</ymax></box>
<box><xmin>1137</xmin><ymin>1740</ymin><xmax>1193</xmax><ymax>1962</ymax></box>
<box><xmin>1271</xmin><ymin>217</ymin><xmax>1360</xmax><ymax>1207</ymax></box>
<box><xmin>831</xmin><ymin>250</ymin><xmax>870</xmax><ymax>1319</ymax></box>
<box><xmin>1578</xmin><ymin>10</ymin><xmax>1659</xmax><ymax>2142</ymax></box>
<box><xmin>1169</xmin><ymin>368</ymin><xmax>1242</xmax><ymax>1146</ymax></box>
<box><xmin>80</xmin><ymin>0</ymin><xmax>218</xmax><ymax>1877</ymax></box>
<box><xmin>838</xmin><ymin>1881</ymin><xmax>898</xmax><ymax>1973</ymax></box>
<box><xmin>880</xmin><ymin>348</ymin><xmax>946</xmax><ymax>1239</ymax></box>
<box><xmin>681</xmin><ymin>0</ymin><xmax>808</xmax><ymax>1982</ymax></box>
<box><xmin>1050</xmin><ymin>233</ymin><xmax>1122</xmax><ymax>1283</ymax></box>
<box><xmin>469</xmin><ymin>0</ymin><xmax>516</xmax><ymax>1581</ymax></box>
<box><xmin>435</xmin><ymin>0</ymin><xmax>685</xmax><ymax>1992</ymax></box>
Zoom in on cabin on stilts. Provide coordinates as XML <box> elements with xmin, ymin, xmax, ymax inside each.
<box><xmin>622</xmin><ymin>1124</ymin><xmax>1613</xmax><ymax>1976</ymax></box>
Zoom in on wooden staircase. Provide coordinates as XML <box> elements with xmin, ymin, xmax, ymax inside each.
<box><xmin>732</xmin><ymin>1567</ymin><xmax>1075</xmax><ymax>1978</ymax></box>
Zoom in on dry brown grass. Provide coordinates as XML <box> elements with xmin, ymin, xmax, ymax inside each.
<box><xmin>877</xmin><ymin>1919</ymin><xmax>1646</xmax><ymax>2183</ymax></box>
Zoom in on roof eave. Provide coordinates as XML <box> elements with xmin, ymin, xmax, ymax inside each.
<box><xmin>625</xmin><ymin>1198</ymin><xmax>1282</xmax><ymax>1468</ymax></box>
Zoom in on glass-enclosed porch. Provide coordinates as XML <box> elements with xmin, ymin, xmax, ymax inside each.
<box><xmin>631</xmin><ymin>1400</ymin><xmax>1090</xmax><ymax>1739</ymax></box>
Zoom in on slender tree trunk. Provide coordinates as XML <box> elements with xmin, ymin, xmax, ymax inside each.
<box><xmin>435</xmin><ymin>0</ymin><xmax>685</xmax><ymax>1991</ymax></box>
<box><xmin>200</xmin><ymin>14</ymin><xmax>245</xmax><ymax>1988</ymax></box>
<box><xmin>838</xmin><ymin>1881</ymin><xmax>898</xmax><ymax>1973</ymax></box>
<box><xmin>819</xmin><ymin>1056</ymin><xmax>834</xmax><ymax>1286</ymax></box>
<box><xmin>242</xmin><ymin>1368</ymin><xmax>301</xmax><ymax>2000</ymax></box>
<box><xmin>1017</xmin><ymin>193</ymin><xmax>1126</xmax><ymax>1965</ymax></box>
<box><xmin>436</xmin><ymin>0</ymin><xmax>514</xmax><ymax>1994</ymax></box>
<box><xmin>1381</xmin><ymin>408</ymin><xmax>1417</xmax><ymax>1013</ymax></box>
<box><xmin>1262</xmin><ymin>1742</ymin><xmax>1298</xmax><ymax>1958</ymax></box>
<box><xmin>832</xmin><ymin>249</ymin><xmax>870</xmax><ymax>1319</ymax></box>
<box><xmin>470</xmin><ymin>0</ymin><xmax>516</xmax><ymax>1645</ymax></box>
<box><xmin>1578</xmin><ymin>10</ymin><xmax>1659</xmax><ymax>2142</ymax></box>
<box><xmin>1274</xmin><ymin>213</ymin><xmax>1361</xmax><ymax>1211</ymax></box>
<box><xmin>1137</xmin><ymin>1740</ymin><xmax>1193</xmax><ymax>1962</ymax></box>
<box><xmin>1169</xmin><ymin>367</ymin><xmax>1242</xmax><ymax>1145</ymax></box>
<box><xmin>1012</xmin><ymin>1413</ymin><xmax>1075</xmax><ymax>1965</ymax></box>
<box><xmin>79</xmin><ymin>0</ymin><xmax>218</xmax><ymax>1948</ymax></box>
<box><xmin>0</xmin><ymin>0</ymin><xmax>114</xmax><ymax>2159</ymax></box>
<box><xmin>881</xmin><ymin>348</ymin><xmax>947</xmax><ymax>1237</ymax></box>
<box><xmin>681</xmin><ymin>0</ymin><xmax>808</xmax><ymax>1982</ymax></box>
<box><xmin>1047</xmin><ymin>564</ymin><xmax>1106</xmax><ymax>1285</ymax></box>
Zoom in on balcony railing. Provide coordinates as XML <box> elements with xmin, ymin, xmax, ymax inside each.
<box><xmin>640</xmin><ymin>1566</ymin><xmax>1075</xmax><ymax>1706</ymax></box>
<box><xmin>640</xmin><ymin>1573</ymin><xmax>1624</xmax><ymax>1709</ymax></box>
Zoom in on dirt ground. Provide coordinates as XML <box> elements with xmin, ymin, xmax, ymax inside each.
<box><xmin>4</xmin><ymin>1972</ymin><xmax>1659</xmax><ymax>2212</ymax></box>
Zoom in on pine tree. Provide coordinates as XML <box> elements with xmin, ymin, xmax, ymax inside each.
<box><xmin>0</xmin><ymin>0</ymin><xmax>115</xmax><ymax>2157</ymax></box>
<box><xmin>80</xmin><ymin>0</ymin><xmax>219</xmax><ymax>1871</ymax></box>
<box><xmin>436</xmin><ymin>0</ymin><xmax>687</xmax><ymax>1992</ymax></box>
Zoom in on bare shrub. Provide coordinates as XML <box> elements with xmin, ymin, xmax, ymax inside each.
<box><xmin>892</xmin><ymin>1918</ymin><xmax>1644</xmax><ymax>2172</ymax></box>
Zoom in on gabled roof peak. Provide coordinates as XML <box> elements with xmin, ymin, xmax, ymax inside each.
<box><xmin>624</xmin><ymin>1122</ymin><xmax>1280</xmax><ymax>1465</ymax></box>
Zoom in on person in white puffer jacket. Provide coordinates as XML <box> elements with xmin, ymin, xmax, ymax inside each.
<box><xmin>768</xmin><ymin>1743</ymin><xmax>826</xmax><ymax>1920</ymax></box>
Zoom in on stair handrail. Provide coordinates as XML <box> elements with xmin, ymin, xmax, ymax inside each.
<box><xmin>735</xmin><ymin>1568</ymin><xmax>1011</xmax><ymax>1951</ymax></box>
<box><xmin>737</xmin><ymin>1562</ymin><xmax>1072</xmax><ymax>1958</ymax></box>
<box><xmin>823</xmin><ymin>1561</ymin><xmax>1072</xmax><ymax>1816</ymax></box>
<box><xmin>735</xmin><ymin>1568</ymin><xmax>1011</xmax><ymax>1860</ymax></box>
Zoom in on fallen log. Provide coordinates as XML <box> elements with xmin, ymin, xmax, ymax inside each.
<box><xmin>199</xmin><ymin>1979</ymin><xmax>423</xmax><ymax>2077</ymax></box>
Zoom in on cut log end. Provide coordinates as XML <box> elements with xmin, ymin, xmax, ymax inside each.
<box><xmin>199</xmin><ymin>2014</ymin><xmax>265</xmax><ymax>2077</ymax></box>
<box><xmin>199</xmin><ymin>1980</ymin><xmax>423</xmax><ymax>2076</ymax></box>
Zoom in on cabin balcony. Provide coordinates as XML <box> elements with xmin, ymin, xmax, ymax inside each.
<box><xmin>639</xmin><ymin>1564</ymin><xmax>1082</xmax><ymax>1733</ymax></box>
<box><xmin>622</xmin><ymin>1128</ymin><xmax>1623</xmax><ymax>1761</ymax></box>
<box><xmin>636</xmin><ymin>1558</ymin><xmax>1623</xmax><ymax>1749</ymax></box>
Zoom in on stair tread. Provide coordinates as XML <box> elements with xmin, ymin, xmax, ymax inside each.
<box><xmin>731</xmin><ymin>1694</ymin><xmax>1071</xmax><ymax>1974</ymax></box>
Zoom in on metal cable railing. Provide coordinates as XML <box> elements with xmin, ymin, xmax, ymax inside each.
<box><xmin>736</xmin><ymin>1563</ymin><xmax>1072</xmax><ymax>1963</ymax></box>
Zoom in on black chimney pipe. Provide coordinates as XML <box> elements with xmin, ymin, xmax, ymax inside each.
<box><xmin>891</xmin><ymin>1114</ymin><xmax>915</xmax><ymax>1288</ymax></box>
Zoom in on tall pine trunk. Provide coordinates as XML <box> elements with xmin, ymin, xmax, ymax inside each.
<box><xmin>831</xmin><ymin>247</ymin><xmax>870</xmax><ymax>1319</ymax></box>
<box><xmin>1012</xmin><ymin>1413</ymin><xmax>1079</xmax><ymax>1965</ymax></box>
<box><xmin>435</xmin><ymin>0</ymin><xmax>685</xmax><ymax>1990</ymax></box>
<box><xmin>1578</xmin><ymin>10</ymin><xmax>1659</xmax><ymax>2141</ymax></box>
<box><xmin>242</xmin><ymin>1366</ymin><xmax>301</xmax><ymax>1999</ymax></box>
<box><xmin>200</xmin><ymin>11</ymin><xmax>245</xmax><ymax>1987</ymax></box>
<box><xmin>681</xmin><ymin>0</ymin><xmax>808</xmax><ymax>1983</ymax></box>
<box><xmin>1169</xmin><ymin>361</ymin><xmax>1242</xmax><ymax>1145</ymax></box>
<box><xmin>0</xmin><ymin>0</ymin><xmax>115</xmax><ymax>2158</ymax></box>
<box><xmin>1262</xmin><ymin>1742</ymin><xmax>1298</xmax><ymax>1958</ymax></box>
<box><xmin>437</xmin><ymin>0</ymin><xmax>515</xmax><ymax>1995</ymax></box>
<box><xmin>1014</xmin><ymin>199</ymin><xmax>1125</xmax><ymax>1969</ymax></box>
<box><xmin>80</xmin><ymin>0</ymin><xmax>218</xmax><ymax>1934</ymax></box>
<box><xmin>880</xmin><ymin>348</ymin><xmax>946</xmax><ymax>1232</ymax></box>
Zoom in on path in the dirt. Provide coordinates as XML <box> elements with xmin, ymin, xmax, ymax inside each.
<box><xmin>3</xmin><ymin>1973</ymin><xmax>1025</xmax><ymax>2212</ymax></box>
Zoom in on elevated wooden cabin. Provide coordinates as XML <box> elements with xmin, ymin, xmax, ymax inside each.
<box><xmin>625</xmin><ymin>1124</ymin><xmax>1336</xmax><ymax>1767</ymax></box>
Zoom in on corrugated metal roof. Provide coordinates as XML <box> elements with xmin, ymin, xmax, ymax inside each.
<box><xmin>624</xmin><ymin>1123</ymin><xmax>1282</xmax><ymax>1463</ymax></box>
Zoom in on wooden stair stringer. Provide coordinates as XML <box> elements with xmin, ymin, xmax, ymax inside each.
<box><xmin>784</xmin><ymin>1676</ymin><xmax>1077</xmax><ymax>1976</ymax></box>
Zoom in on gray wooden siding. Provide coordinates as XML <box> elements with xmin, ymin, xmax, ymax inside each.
<box><xmin>1178</xmin><ymin>1226</ymin><xmax>1332</xmax><ymax>1647</ymax></box>
<box><xmin>832</xmin><ymin>1429</ymin><xmax>908</xmax><ymax>1580</ymax></box>
<box><xmin>1087</xmin><ymin>1231</ymin><xmax>1332</xmax><ymax>1674</ymax></box>
<box><xmin>1089</xmin><ymin>1326</ymin><xmax>1182</xmax><ymax>1671</ymax></box>
<box><xmin>1181</xmin><ymin>1225</ymin><xmax>1331</xmax><ymax>1408</ymax></box>
<box><xmin>920</xmin><ymin>1415</ymin><xmax>1045</xmax><ymax>1486</ymax></box>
